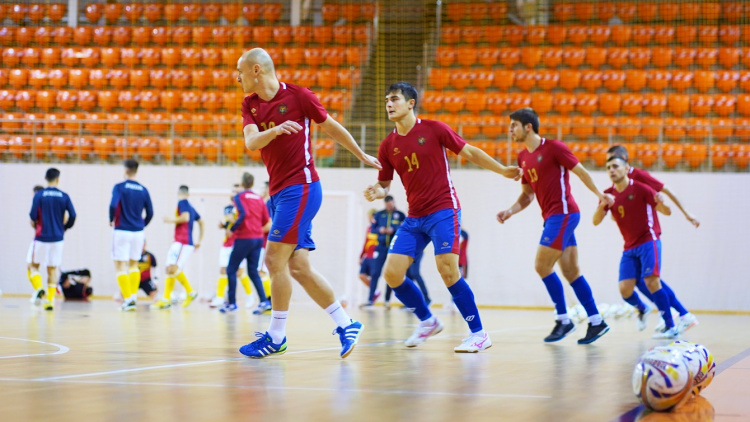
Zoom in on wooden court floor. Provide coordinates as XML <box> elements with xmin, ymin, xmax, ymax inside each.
<box><xmin>0</xmin><ymin>297</ymin><xmax>748</xmax><ymax>422</ymax></box>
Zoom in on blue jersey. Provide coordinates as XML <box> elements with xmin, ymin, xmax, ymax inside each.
<box><xmin>174</xmin><ymin>199</ymin><xmax>201</xmax><ymax>245</ymax></box>
<box><xmin>29</xmin><ymin>187</ymin><xmax>76</xmax><ymax>242</ymax></box>
<box><xmin>110</xmin><ymin>180</ymin><xmax>153</xmax><ymax>232</ymax></box>
<box><xmin>371</xmin><ymin>209</ymin><xmax>406</xmax><ymax>248</ymax></box>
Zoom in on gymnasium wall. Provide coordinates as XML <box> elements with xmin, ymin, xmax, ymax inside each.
<box><xmin>1</xmin><ymin>162</ymin><xmax>747</xmax><ymax>312</ymax></box>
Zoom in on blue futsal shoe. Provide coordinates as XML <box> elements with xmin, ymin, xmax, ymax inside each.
<box><xmin>334</xmin><ymin>320</ymin><xmax>364</xmax><ymax>358</ymax></box>
<box><xmin>239</xmin><ymin>332</ymin><xmax>287</xmax><ymax>358</ymax></box>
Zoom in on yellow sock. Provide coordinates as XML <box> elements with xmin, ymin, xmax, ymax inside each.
<box><xmin>47</xmin><ymin>284</ymin><xmax>57</xmax><ymax>299</ymax></box>
<box><xmin>216</xmin><ymin>275</ymin><xmax>228</xmax><ymax>299</ymax></box>
<box><xmin>163</xmin><ymin>276</ymin><xmax>175</xmax><ymax>300</ymax></box>
<box><xmin>261</xmin><ymin>273</ymin><xmax>271</xmax><ymax>300</ymax></box>
<box><xmin>129</xmin><ymin>268</ymin><xmax>141</xmax><ymax>298</ymax></box>
<box><xmin>117</xmin><ymin>272</ymin><xmax>131</xmax><ymax>299</ymax></box>
<box><xmin>176</xmin><ymin>271</ymin><xmax>193</xmax><ymax>294</ymax></box>
<box><xmin>30</xmin><ymin>272</ymin><xmax>43</xmax><ymax>291</ymax></box>
<box><xmin>239</xmin><ymin>274</ymin><xmax>252</xmax><ymax>295</ymax></box>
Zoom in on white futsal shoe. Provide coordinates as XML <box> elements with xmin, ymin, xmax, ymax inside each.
<box><xmin>454</xmin><ymin>332</ymin><xmax>492</xmax><ymax>353</ymax></box>
<box><xmin>404</xmin><ymin>318</ymin><xmax>444</xmax><ymax>347</ymax></box>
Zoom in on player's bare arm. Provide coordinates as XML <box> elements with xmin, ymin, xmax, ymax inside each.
<box><xmin>497</xmin><ymin>184</ymin><xmax>535</xmax><ymax>224</ymax></box>
<box><xmin>571</xmin><ymin>163</ymin><xmax>614</xmax><ymax>207</ymax></box>
<box><xmin>458</xmin><ymin>144</ymin><xmax>521</xmax><ymax>180</ymax></box>
<box><xmin>195</xmin><ymin>219</ymin><xmax>204</xmax><ymax>250</ymax></box>
<box><xmin>592</xmin><ymin>200</ymin><xmax>609</xmax><ymax>226</ymax></box>
<box><xmin>319</xmin><ymin>117</ymin><xmax>382</xmax><ymax>170</ymax></box>
<box><xmin>243</xmin><ymin>121</ymin><xmax>302</xmax><ymax>151</ymax></box>
<box><xmin>262</xmin><ymin>219</ymin><xmax>272</xmax><ymax>234</ymax></box>
<box><xmin>364</xmin><ymin>181</ymin><xmax>390</xmax><ymax>202</ymax></box>
<box><xmin>163</xmin><ymin>211</ymin><xmax>190</xmax><ymax>224</ymax></box>
<box><xmin>655</xmin><ymin>194</ymin><xmax>672</xmax><ymax>216</ymax></box>
<box><xmin>660</xmin><ymin>186</ymin><xmax>699</xmax><ymax>227</ymax></box>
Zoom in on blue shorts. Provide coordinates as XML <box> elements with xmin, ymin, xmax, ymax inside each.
<box><xmin>540</xmin><ymin>213</ymin><xmax>579</xmax><ymax>251</ymax></box>
<box><xmin>390</xmin><ymin>208</ymin><xmax>461</xmax><ymax>258</ymax></box>
<box><xmin>619</xmin><ymin>240</ymin><xmax>661</xmax><ymax>281</ymax></box>
<box><xmin>359</xmin><ymin>257</ymin><xmax>374</xmax><ymax>275</ymax></box>
<box><xmin>266</xmin><ymin>181</ymin><xmax>321</xmax><ymax>250</ymax></box>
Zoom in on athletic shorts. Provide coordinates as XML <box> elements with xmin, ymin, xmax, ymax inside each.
<box><xmin>166</xmin><ymin>242</ymin><xmax>195</xmax><ymax>271</ymax></box>
<box><xmin>266</xmin><ymin>181</ymin><xmax>322</xmax><ymax>250</ymax></box>
<box><xmin>540</xmin><ymin>213</ymin><xmax>579</xmax><ymax>251</ymax></box>
<box><xmin>140</xmin><ymin>279</ymin><xmax>157</xmax><ymax>295</ymax></box>
<box><xmin>27</xmin><ymin>240</ymin><xmax>64</xmax><ymax>267</ymax></box>
<box><xmin>62</xmin><ymin>283</ymin><xmax>92</xmax><ymax>299</ymax></box>
<box><xmin>619</xmin><ymin>239</ymin><xmax>662</xmax><ymax>281</ymax></box>
<box><xmin>112</xmin><ymin>230</ymin><xmax>145</xmax><ymax>261</ymax></box>
<box><xmin>218</xmin><ymin>246</ymin><xmax>247</xmax><ymax>269</ymax></box>
<box><xmin>359</xmin><ymin>257</ymin><xmax>374</xmax><ymax>275</ymax></box>
<box><xmin>390</xmin><ymin>208</ymin><xmax>461</xmax><ymax>258</ymax></box>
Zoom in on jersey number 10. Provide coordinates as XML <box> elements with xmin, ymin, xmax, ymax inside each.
<box><xmin>259</xmin><ymin>121</ymin><xmax>276</xmax><ymax>131</ymax></box>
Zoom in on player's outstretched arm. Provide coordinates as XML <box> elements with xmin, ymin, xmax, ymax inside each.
<box><xmin>195</xmin><ymin>219</ymin><xmax>205</xmax><ymax>250</ymax></box>
<box><xmin>660</xmin><ymin>186</ymin><xmax>699</xmax><ymax>227</ymax></box>
<box><xmin>571</xmin><ymin>163</ymin><xmax>613</xmax><ymax>206</ymax></box>
<box><xmin>497</xmin><ymin>184</ymin><xmax>535</xmax><ymax>224</ymax></box>
<box><xmin>458</xmin><ymin>144</ymin><xmax>521</xmax><ymax>180</ymax></box>
<box><xmin>364</xmin><ymin>181</ymin><xmax>390</xmax><ymax>202</ymax></box>
<box><xmin>592</xmin><ymin>199</ymin><xmax>609</xmax><ymax>226</ymax></box>
<box><xmin>164</xmin><ymin>211</ymin><xmax>190</xmax><ymax>224</ymax></box>
<box><xmin>318</xmin><ymin>116</ymin><xmax>382</xmax><ymax>170</ymax></box>
<box><xmin>243</xmin><ymin>121</ymin><xmax>302</xmax><ymax>151</ymax></box>
<box><xmin>655</xmin><ymin>193</ymin><xmax>672</xmax><ymax>216</ymax></box>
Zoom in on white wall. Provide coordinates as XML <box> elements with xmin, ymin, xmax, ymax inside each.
<box><xmin>1</xmin><ymin>163</ymin><xmax>748</xmax><ymax>311</ymax></box>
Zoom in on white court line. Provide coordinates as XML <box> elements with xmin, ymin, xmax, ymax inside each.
<box><xmin>0</xmin><ymin>378</ymin><xmax>551</xmax><ymax>399</ymax></box>
<box><xmin>0</xmin><ymin>336</ymin><xmax>70</xmax><ymax>360</ymax></box>
<box><xmin>30</xmin><ymin>325</ymin><xmax>550</xmax><ymax>382</ymax></box>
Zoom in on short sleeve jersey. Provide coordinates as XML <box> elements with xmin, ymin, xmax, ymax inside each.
<box><xmin>231</xmin><ymin>190</ymin><xmax>271</xmax><ymax>240</ymax></box>
<box><xmin>242</xmin><ymin>82</ymin><xmax>328</xmax><ymax>196</ymax></box>
<box><xmin>29</xmin><ymin>187</ymin><xmax>76</xmax><ymax>242</ymax></box>
<box><xmin>518</xmin><ymin>138</ymin><xmax>580</xmax><ymax>220</ymax></box>
<box><xmin>174</xmin><ymin>199</ymin><xmax>201</xmax><ymax>245</ymax></box>
<box><xmin>222</xmin><ymin>204</ymin><xmax>236</xmax><ymax>247</ymax></box>
<box><xmin>377</xmin><ymin>119</ymin><xmax>465</xmax><ymax>218</ymax></box>
<box><xmin>628</xmin><ymin>167</ymin><xmax>665</xmax><ymax>192</ymax></box>
<box><xmin>603</xmin><ymin>179</ymin><xmax>661</xmax><ymax>251</ymax></box>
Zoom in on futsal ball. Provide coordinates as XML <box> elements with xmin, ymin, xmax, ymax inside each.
<box><xmin>670</xmin><ymin>341</ymin><xmax>716</xmax><ymax>394</ymax></box>
<box><xmin>632</xmin><ymin>348</ymin><xmax>694</xmax><ymax>411</ymax></box>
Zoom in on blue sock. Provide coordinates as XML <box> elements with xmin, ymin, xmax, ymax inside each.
<box><xmin>623</xmin><ymin>291</ymin><xmax>646</xmax><ymax>313</ymax></box>
<box><xmin>542</xmin><ymin>272</ymin><xmax>567</xmax><ymax>316</ymax></box>
<box><xmin>392</xmin><ymin>277</ymin><xmax>431</xmax><ymax>321</ymax></box>
<box><xmin>661</xmin><ymin>280</ymin><xmax>688</xmax><ymax>316</ymax></box>
<box><xmin>636</xmin><ymin>278</ymin><xmax>655</xmax><ymax>302</ymax></box>
<box><xmin>570</xmin><ymin>275</ymin><xmax>599</xmax><ymax>317</ymax></box>
<box><xmin>448</xmin><ymin>277</ymin><xmax>482</xmax><ymax>333</ymax></box>
<box><xmin>652</xmin><ymin>288</ymin><xmax>675</xmax><ymax>329</ymax></box>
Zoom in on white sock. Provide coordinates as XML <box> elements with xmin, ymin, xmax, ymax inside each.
<box><xmin>557</xmin><ymin>313</ymin><xmax>571</xmax><ymax>325</ymax></box>
<box><xmin>473</xmin><ymin>330</ymin><xmax>485</xmax><ymax>338</ymax></box>
<box><xmin>589</xmin><ymin>314</ymin><xmax>603</xmax><ymax>326</ymax></box>
<box><xmin>421</xmin><ymin>315</ymin><xmax>436</xmax><ymax>326</ymax></box>
<box><xmin>267</xmin><ymin>310</ymin><xmax>288</xmax><ymax>344</ymax></box>
<box><xmin>130</xmin><ymin>294</ymin><xmax>138</xmax><ymax>303</ymax></box>
<box><xmin>325</xmin><ymin>301</ymin><xmax>352</xmax><ymax>328</ymax></box>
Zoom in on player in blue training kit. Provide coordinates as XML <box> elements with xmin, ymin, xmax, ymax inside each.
<box><xmin>110</xmin><ymin>159</ymin><xmax>153</xmax><ymax>312</ymax></box>
<box><xmin>27</xmin><ymin>168</ymin><xmax>76</xmax><ymax>311</ymax></box>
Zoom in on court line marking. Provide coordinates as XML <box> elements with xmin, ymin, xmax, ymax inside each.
<box><xmin>0</xmin><ymin>337</ymin><xmax>70</xmax><ymax>360</ymax></box>
<box><xmin>31</xmin><ymin>325</ymin><xmax>550</xmax><ymax>382</ymax></box>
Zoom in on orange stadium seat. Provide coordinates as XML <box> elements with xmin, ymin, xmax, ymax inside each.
<box><xmin>456</xmin><ymin>47</ymin><xmax>478</xmax><ymax>67</ymax></box>
<box><xmin>547</xmin><ymin>26</ymin><xmax>566</xmax><ymax>45</ymax></box>
<box><xmin>118</xmin><ymin>90</ymin><xmax>138</xmax><ymax>111</ymax></box>
<box><xmin>92</xmin><ymin>26</ymin><xmax>112</xmax><ymax>46</ymax></box>
<box><xmin>735</xmin><ymin>144</ymin><xmax>750</xmax><ymax>169</ymax></box>
<box><xmin>77</xmin><ymin>90</ymin><xmax>97</xmax><ymax>111</ymax></box>
<box><xmin>652</xmin><ymin>26</ymin><xmax>675</xmax><ymax>45</ymax></box>
<box><xmin>97</xmin><ymin>91</ymin><xmax>116</xmax><ymax>111</ymax></box>
<box><xmin>606</xmin><ymin>48</ymin><xmax>628</xmax><ymax>69</ymax></box>
<box><xmin>60</xmin><ymin>47</ymin><xmax>79</xmax><ymax>67</ymax></box>
<box><xmin>460</xmin><ymin>26</ymin><xmax>483</xmax><ymax>45</ymax></box>
<box><xmin>567</xmin><ymin>141</ymin><xmax>589</xmax><ymax>162</ymax></box>
<box><xmin>690</xmin><ymin>94</ymin><xmax>714</xmax><ymax>117</ymax></box>
<box><xmin>100</xmin><ymin>48</ymin><xmax>119</xmax><ymax>68</ymax></box>
<box><xmin>56</xmin><ymin>91</ymin><xmax>76</xmax><ymax>111</ymax></box>
<box><xmin>530</xmin><ymin>92</ymin><xmax>553</xmax><ymax>114</ymax></box>
<box><xmin>618</xmin><ymin>2</ymin><xmax>637</xmax><ymax>22</ymax></box>
<box><xmin>537</xmin><ymin>70</ymin><xmax>559</xmax><ymax>91</ymax></box>
<box><xmin>15</xmin><ymin>90</ymin><xmax>36</xmax><ymax>112</ymax></box>
<box><xmin>602</xmin><ymin>70</ymin><xmax>625</xmax><ymax>92</ymax></box>
<box><xmin>562</xmin><ymin>47</ymin><xmax>585</xmax><ymax>68</ymax></box>
<box><xmin>515</xmin><ymin>70</ymin><xmax>535</xmax><ymax>91</ymax></box>
<box><xmin>30</xmin><ymin>136</ymin><xmax>51</xmax><ymax>159</ymax></box>
<box><xmin>641</xmin><ymin>117</ymin><xmax>663</xmax><ymax>141</ymax></box>
<box><xmin>567</xmin><ymin>26</ymin><xmax>589</xmax><ymax>45</ymax></box>
<box><xmin>553</xmin><ymin>2</ymin><xmax>573</xmax><ymax>22</ymax></box>
<box><xmin>673</xmin><ymin>48</ymin><xmax>696</xmax><ymax>69</ymax></box>
<box><xmin>473</xmin><ymin>70</ymin><xmax>494</xmax><ymax>90</ymax></box>
<box><xmin>181</xmin><ymin>91</ymin><xmax>201</xmax><ymax>112</ymax></box>
<box><xmin>590</xmin><ymin>25</ymin><xmax>612</xmax><ymax>46</ymax></box>
<box><xmin>571</xmin><ymin>115</ymin><xmax>594</xmax><ymax>140</ymax></box>
<box><xmin>646</xmin><ymin>70</ymin><xmax>670</xmax><ymax>91</ymax></box>
<box><xmin>463</xmin><ymin>92</ymin><xmax>486</xmax><ymax>114</ymax></box>
<box><xmin>668</xmin><ymin>94</ymin><xmax>690</xmax><ymax>116</ymax></box>
<box><xmin>36</xmin><ymin>90</ymin><xmax>55</xmax><ymax>112</ymax></box>
<box><xmin>636</xmin><ymin>142</ymin><xmax>659</xmax><ymax>168</ymax></box>
<box><xmin>599</xmin><ymin>93</ymin><xmax>621</xmax><ymax>115</ymax></box>
<box><xmin>29</xmin><ymin>70</ymin><xmax>47</xmax><ymax>89</ymax></box>
<box><xmin>321</xmin><ymin>3</ymin><xmax>340</xmax><ymax>22</ymax></box>
<box><xmin>303</xmin><ymin>47</ymin><xmax>323</xmax><ymax>67</ymax></box>
<box><xmin>486</xmin><ymin>93</ymin><xmax>509</xmax><ymax>115</ymax></box>
<box><xmin>520</xmin><ymin>47</ymin><xmax>541</xmax><ymax>68</ymax></box>
<box><xmin>527</xmin><ymin>26</ymin><xmax>546</xmax><ymax>45</ymax></box>
<box><xmin>711</xmin><ymin>117</ymin><xmax>734</xmax><ymax>142</ymax></box>
<box><xmin>696</xmin><ymin>48</ymin><xmax>718</xmax><ymax>69</ymax></box>
<box><xmin>714</xmin><ymin>94</ymin><xmax>736</xmax><ymax>117</ymax></box>
<box><xmin>618</xmin><ymin>116</ymin><xmax>641</xmax><ymax>141</ymax></box>
<box><xmin>149</xmin><ymin>69</ymin><xmax>170</xmax><ymax>89</ymax></box>
<box><xmin>684</xmin><ymin>143</ymin><xmax>708</xmax><ymax>168</ymax></box>
<box><xmin>629</xmin><ymin>48</ymin><xmax>651</xmax><ymax>69</ymax></box>
<box><xmin>140</xmin><ymin>47</ymin><xmax>160</xmax><ymax>67</ymax></box>
<box><xmin>671</xmin><ymin>70</ymin><xmax>693</xmax><ymax>92</ymax></box>
<box><xmin>109</xmin><ymin>69</ymin><xmax>129</xmax><ymax>90</ymax></box>
<box><xmin>625</xmin><ymin>70</ymin><xmax>646</xmax><ymax>91</ymax></box>
<box><xmin>84</xmin><ymin>3</ymin><xmax>102</xmax><ymax>23</ymax></box>
<box><xmin>148</xmin><ymin>112</ymin><xmax>168</xmax><ymax>133</ymax></box>
<box><xmin>84</xmin><ymin>112</ymin><xmax>105</xmax><ymax>133</ymax></box>
<box><xmin>48</xmin><ymin>69</ymin><xmax>67</xmax><ymax>89</ymax></box>
<box><xmin>139</xmin><ymin>90</ymin><xmax>159</xmax><ymax>111</ymax></box>
<box><xmin>151</xmin><ymin>27</ymin><xmax>170</xmax><ymax>46</ymax></box>
<box><xmin>545</xmin><ymin>115</ymin><xmax>571</xmax><ymax>138</ymax></box>
<box><xmin>181</xmin><ymin>4</ymin><xmax>202</xmax><ymax>23</ymax></box>
<box><xmin>498</xmin><ymin>48</ymin><xmax>520</xmax><ymax>68</ymax></box>
<box><xmin>272</xmin><ymin>26</ymin><xmax>292</xmax><ymax>46</ymax></box>
<box><xmin>171</xmin><ymin>27</ymin><xmax>190</xmax><ymax>45</ymax></box>
<box><xmin>541</xmin><ymin>47</ymin><xmax>563</xmax><ymax>68</ymax></box>
<box><xmin>589</xmin><ymin>141</ymin><xmax>610</xmax><ymax>166</ymax></box>
<box><xmin>580</xmin><ymin>70</ymin><xmax>602</xmax><ymax>92</ymax></box>
<box><xmin>597</xmin><ymin>3</ymin><xmax>616</xmax><ymax>22</ymax></box>
<box><xmin>716</xmin><ymin>70</ymin><xmax>739</xmax><ymax>93</ymax></box>
<box><xmin>643</xmin><ymin>93</ymin><xmax>667</xmax><ymax>116</ymax></box>
<box><xmin>442</xmin><ymin>96</ymin><xmax>465</xmax><ymax>114</ymax></box>
<box><xmin>210</xmin><ymin>69</ymin><xmax>231</xmax><ymax>89</ymax></box>
<box><xmin>21</xmin><ymin>47</ymin><xmax>41</xmax><ymax>67</ymax></box>
<box><xmin>104</xmin><ymin>3</ymin><xmax>123</xmax><ymax>24</ymax></box>
<box><xmin>450</xmin><ymin>71</ymin><xmax>472</xmax><ymax>90</ymax></box>
<box><xmin>460</xmin><ymin>116</ymin><xmax>482</xmax><ymax>140</ymax></box>
<box><xmin>507</xmin><ymin>92</ymin><xmax>531</xmax><ymax>111</ymax></box>
<box><xmin>337</xmin><ymin>68</ymin><xmax>360</xmax><ymax>87</ymax></box>
<box><xmin>698</xmin><ymin>26</ymin><xmax>718</xmax><ymax>46</ymax></box>
<box><xmin>651</xmin><ymin>47</ymin><xmax>673</xmax><ymax>68</ymax></box>
<box><xmin>610</xmin><ymin>26</ymin><xmax>632</xmax><ymax>46</ymax></box>
<box><xmin>345</xmin><ymin>47</ymin><xmax>362</xmax><ymax>66</ymax></box>
<box><xmin>576</xmin><ymin>93</ymin><xmax>598</xmax><ymax>115</ymax></box>
<box><xmin>312</xmin><ymin>26</ymin><xmax>333</xmax><ymax>44</ymax></box>
<box><xmin>420</xmin><ymin>91</ymin><xmax>442</xmax><ymax>113</ymax></box>
<box><xmin>180</xmin><ymin>47</ymin><xmax>201</xmax><ymax>67</ymax></box>
<box><xmin>34</xmin><ymin>26</ymin><xmax>52</xmax><ymax>45</ymax></box>
<box><xmin>559</xmin><ymin>69</ymin><xmax>581</xmax><ymax>92</ymax></box>
<box><xmin>682</xmin><ymin>2</ymin><xmax>701</xmax><ymax>23</ymax></box>
<box><xmin>202</xmin><ymin>139</ymin><xmax>219</xmax><ymax>162</ymax></box>
<box><xmin>144</xmin><ymin>4</ymin><xmax>162</xmax><ymax>23</ymax></box>
<box><xmin>15</xmin><ymin>27</ymin><xmax>32</xmax><ymax>46</ymax></box>
<box><xmin>675</xmin><ymin>26</ymin><xmax>697</xmax><ymax>46</ymax></box>
<box><xmin>504</xmin><ymin>26</ymin><xmax>525</xmax><ymax>46</ymax></box>
<box><xmin>435</xmin><ymin>47</ymin><xmax>455</xmax><ymax>67</ymax></box>
<box><xmin>121</xmin><ymin>47</ymin><xmax>140</xmax><ymax>67</ymax></box>
<box><xmin>719</xmin><ymin>26</ymin><xmax>741</xmax><ymax>46</ymax></box>
<box><xmin>702</xmin><ymin>1</ymin><xmax>722</xmax><ymax>22</ymax></box>
<box><xmin>574</xmin><ymin>2</ymin><xmax>595</xmax><ymax>21</ymax></box>
<box><xmin>693</xmin><ymin>71</ymin><xmax>715</xmax><ymax>93</ymax></box>
<box><xmin>130</xmin><ymin>27</ymin><xmax>150</xmax><ymax>46</ymax></box>
<box><xmin>441</xmin><ymin>26</ymin><xmax>460</xmax><ymax>44</ymax></box>
<box><xmin>112</xmin><ymin>26</ymin><xmax>131</xmax><ymax>46</ymax></box>
<box><xmin>553</xmin><ymin>92</ymin><xmax>577</xmax><ymax>115</ymax></box>
<box><xmin>637</xmin><ymin>3</ymin><xmax>658</xmax><ymax>22</ymax></box>
<box><xmin>723</xmin><ymin>2</ymin><xmax>746</xmax><ymax>23</ymax></box>
<box><xmin>240</xmin><ymin>3</ymin><xmax>260</xmax><ymax>23</ymax></box>
<box><xmin>719</xmin><ymin>48</ymin><xmax>740</xmax><ymax>69</ymax></box>
<box><xmin>664</xmin><ymin>117</ymin><xmax>686</xmax><ymax>141</ymax></box>
<box><xmin>621</xmin><ymin>93</ymin><xmax>643</xmax><ymax>116</ymax></box>
<box><xmin>594</xmin><ymin>116</ymin><xmax>617</xmax><ymax>140</ymax></box>
<box><xmin>263</xmin><ymin>3</ymin><xmax>283</xmax><ymax>23</ymax></box>
<box><xmin>492</xmin><ymin>69</ymin><xmax>514</xmax><ymax>91</ymax></box>
<box><xmin>710</xmin><ymin>144</ymin><xmax>731</xmax><ymax>169</ymax></box>
<box><xmin>482</xmin><ymin>116</ymin><xmax>505</xmax><ymax>140</ymax></box>
<box><xmin>171</xmin><ymin>70</ymin><xmax>191</xmax><ymax>89</ymax></box>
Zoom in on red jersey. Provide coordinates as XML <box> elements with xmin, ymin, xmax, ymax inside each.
<box><xmin>174</xmin><ymin>199</ymin><xmax>200</xmax><ymax>245</ymax></box>
<box><xmin>230</xmin><ymin>190</ymin><xmax>270</xmax><ymax>240</ymax></box>
<box><xmin>604</xmin><ymin>179</ymin><xmax>661</xmax><ymax>250</ymax></box>
<box><xmin>628</xmin><ymin>167</ymin><xmax>664</xmax><ymax>192</ymax></box>
<box><xmin>222</xmin><ymin>204</ymin><xmax>236</xmax><ymax>247</ymax></box>
<box><xmin>377</xmin><ymin>119</ymin><xmax>465</xmax><ymax>217</ymax></box>
<box><xmin>518</xmin><ymin>138</ymin><xmax>580</xmax><ymax>220</ymax></box>
<box><xmin>242</xmin><ymin>82</ymin><xmax>327</xmax><ymax>196</ymax></box>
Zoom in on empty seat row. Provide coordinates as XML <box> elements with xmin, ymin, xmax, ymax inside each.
<box><xmin>551</xmin><ymin>2</ymin><xmax>732</xmax><ymax>24</ymax></box>
<box><xmin>81</xmin><ymin>3</ymin><xmax>282</xmax><ymax>25</ymax></box>
<box><xmin>0</xmin><ymin>3</ymin><xmax>66</xmax><ymax>24</ymax></box>
<box><xmin>435</xmin><ymin>46</ymin><xmax>738</xmax><ymax>70</ymax></box>
<box><xmin>441</xmin><ymin>25</ymin><xmax>747</xmax><ymax>47</ymax></box>
<box><xmin>0</xmin><ymin>68</ymin><xmax>360</xmax><ymax>91</ymax></box>
<box><xmin>419</xmin><ymin>91</ymin><xmax>746</xmax><ymax>117</ymax></box>
<box><xmin>0</xmin><ymin>25</ymin><xmax>370</xmax><ymax>48</ymax></box>
<box><xmin>1</xmin><ymin>46</ymin><xmax>364</xmax><ymax>69</ymax></box>
<box><xmin>0</xmin><ymin>89</ymin><xmax>350</xmax><ymax>113</ymax></box>
<box><xmin>429</xmin><ymin>68</ymin><xmax>749</xmax><ymax>93</ymax></box>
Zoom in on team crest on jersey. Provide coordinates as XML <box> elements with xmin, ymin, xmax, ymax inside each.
<box><xmin>251</xmin><ymin>107</ymin><xmax>257</xmax><ymax>115</ymax></box>
<box><xmin>441</xmin><ymin>242</ymin><xmax>449</xmax><ymax>248</ymax></box>
<box><xmin>278</xmin><ymin>103</ymin><xmax>288</xmax><ymax>114</ymax></box>
<box><xmin>537</xmin><ymin>155</ymin><xmax>543</xmax><ymax>162</ymax></box>
<box><xmin>628</xmin><ymin>194</ymin><xmax>634</xmax><ymax>200</ymax></box>
<box><xmin>273</xmin><ymin>229</ymin><xmax>280</xmax><ymax>235</ymax></box>
<box><xmin>393</xmin><ymin>147</ymin><xmax>401</xmax><ymax>155</ymax></box>
<box><xmin>418</xmin><ymin>136</ymin><xmax>426</xmax><ymax>145</ymax></box>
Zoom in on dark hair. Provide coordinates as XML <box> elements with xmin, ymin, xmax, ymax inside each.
<box><xmin>384</xmin><ymin>195</ymin><xmax>394</xmax><ymax>202</ymax></box>
<box><xmin>606</xmin><ymin>155</ymin><xmax>627</xmax><ymax>164</ymax></box>
<box><xmin>242</xmin><ymin>172</ymin><xmax>254</xmax><ymax>189</ymax></box>
<box><xmin>33</xmin><ymin>185</ymin><xmax>44</xmax><ymax>193</ymax></box>
<box><xmin>178</xmin><ymin>185</ymin><xmax>189</xmax><ymax>194</ymax></box>
<box><xmin>45</xmin><ymin>168</ymin><xmax>60</xmax><ymax>182</ymax></box>
<box><xmin>607</xmin><ymin>145</ymin><xmax>629</xmax><ymax>161</ymax></box>
<box><xmin>509</xmin><ymin>108</ymin><xmax>540</xmax><ymax>134</ymax></box>
<box><xmin>386</xmin><ymin>82</ymin><xmax>418</xmax><ymax>109</ymax></box>
<box><xmin>124</xmin><ymin>159</ymin><xmax>139</xmax><ymax>173</ymax></box>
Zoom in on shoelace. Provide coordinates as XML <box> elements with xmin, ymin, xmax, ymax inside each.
<box><xmin>250</xmin><ymin>331</ymin><xmax>270</xmax><ymax>347</ymax></box>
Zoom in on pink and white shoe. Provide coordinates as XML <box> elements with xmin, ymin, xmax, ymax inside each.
<box><xmin>454</xmin><ymin>332</ymin><xmax>492</xmax><ymax>353</ymax></box>
<box><xmin>404</xmin><ymin>318</ymin><xmax>444</xmax><ymax>347</ymax></box>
